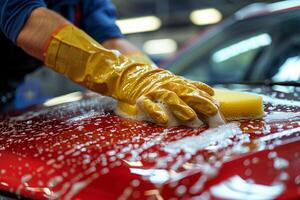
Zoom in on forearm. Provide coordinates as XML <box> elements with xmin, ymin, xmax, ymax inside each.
<box><xmin>16</xmin><ymin>7</ymin><xmax>70</xmax><ymax>60</ymax></box>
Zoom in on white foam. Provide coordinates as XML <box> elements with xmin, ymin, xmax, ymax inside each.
<box><xmin>273</xmin><ymin>157</ymin><xmax>289</xmax><ymax>170</ymax></box>
<box><xmin>64</xmin><ymin>173</ymin><xmax>99</xmax><ymax>200</ymax></box>
<box><xmin>47</xmin><ymin>176</ymin><xmax>63</xmax><ymax>188</ymax></box>
<box><xmin>164</xmin><ymin>122</ymin><xmax>242</xmax><ymax>154</ymax></box>
<box><xmin>263</xmin><ymin>95</ymin><xmax>300</xmax><ymax>107</ymax></box>
<box><xmin>115</xmin><ymin>96</ymin><xmax>226</xmax><ymax>128</ymax></box>
<box><xmin>210</xmin><ymin>175</ymin><xmax>285</xmax><ymax>200</ymax></box>
<box><xmin>21</xmin><ymin>174</ymin><xmax>32</xmax><ymax>183</ymax></box>
<box><xmin>264</xmin><ymin>112</ymin><xmax>300</xmax><ymax>122</ymax></box>
<box><xmin>208</xmin><ymin>111</ymin><xmax>226</xmax><ymax>128</ymax></box>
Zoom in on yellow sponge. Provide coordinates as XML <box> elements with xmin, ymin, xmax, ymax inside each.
<box><xmin>213</xmin><ymin>89</ymin><xmax>264</xmax><ymax>120</ymax></box>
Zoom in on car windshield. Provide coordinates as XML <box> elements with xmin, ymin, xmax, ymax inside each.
<box><xmin>167</xmin><ymin>10</ymin><xmax>300</xmax><ymax>85</ymax></box>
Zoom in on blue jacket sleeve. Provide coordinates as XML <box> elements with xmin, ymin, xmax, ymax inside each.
<box><xmin>0</xmin><ymin>0</ymin><xmax>46</xmax><ymax>44</ymax></box>
<box><xmin>81</xmin><ymin>0</ymin><xmax>123</xmax><ymax>43</ymax></box>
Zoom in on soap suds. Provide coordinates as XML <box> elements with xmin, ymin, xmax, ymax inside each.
<box><xmin>273</xmin><ymin>157</ymin><xmax>289</xmax><ymax>170</ymax></box>
<box><xmin>263</xmin><ymin>95</ymin><xmax>300</xmax><ymax>106</ymax></box>
<box><xmin>164</xmin><ymin>122</ymin><xmax>242</xmax><ymax>154</ymax></box>
<box><xmin>210</xmin><ymin>175</ymin><xmax>285</xmax><ymax>200</ymax></box>
<box><xmin>207</xmin><ymin>111</ymin><xmax>226</xmax><ymax>127</ymax></box>
<box><xmin>264</xmin><ymin>112</ymin><xmax>300</xmax><ymax>122</ymax></box>
<box><xmin>115</xmin><ymin>96</ymin><xmax>226</xmax><ymax>128</ymax></box>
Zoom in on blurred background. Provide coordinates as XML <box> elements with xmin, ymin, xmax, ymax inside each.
<box><xmin>113</xmin><ymin>0</ymin><xmax>278</xmax><ymax>60</ymax></box>
<box><xmin>18</xmin><ymin>0</ymin><xmax>300</xmax><ymax>109</ymax></box>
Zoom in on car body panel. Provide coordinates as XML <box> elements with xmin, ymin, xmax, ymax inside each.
<box><xmin>0</xmin><ymin>87</ymin><xmax>300</xmax><ymax>199</ymax></box>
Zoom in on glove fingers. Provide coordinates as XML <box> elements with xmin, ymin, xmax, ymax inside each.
<box><xmin>163</xmin><ymin>80</ymin><xmax>214</xmax><ymax>101</ymax></box>
<box><xmin>191</xmin><ymin>81</ymin><xmax>215</xmax><ymax>96</ymax></box>
<box><xmin>169</xmin><ymin>78</ymin><xmax>215</xmax><ymax>96</ymax></box>
<box><xmin>180</xmin><ymin>93</ymin><xmax>218</xmax><ymax>116</ymax></box>
<box><xmin>142</xmin><ymin>97</ymin><xmax>168</xmax><ymax>124</ymax></box>
<box><xmin>147</xmin><ymin>90</ymin><xmax>197</xmax><ymax>122</ymax></box>
<box><xmin>158</xmin><ymin>81</ymin><xmax>217</xmax><ymax>116</ymax></box>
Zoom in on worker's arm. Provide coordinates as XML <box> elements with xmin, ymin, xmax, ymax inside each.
<box><xmin>44</xmin><ymin>25</ymin><xmax>220</xmax><ymax>125</ymax></box>
<box><xmin>17</xmin><ymin>9</ymin><xmax>152</xmax><ymax>67</ymax></box>
<box><xmin>2</xmin><ymin>3</ymin><xmax>220</xmax><ymax>126</ymax></box>
<box><xmin>0</xmin><ymin>0</ymin><xmax>142</xmax><ymax>62</ymax></box>
<box><xmin>0</xmin><ymin>1</ymin><xmax>67</xmax><ymax>60</ymax></box>
<box><xmin>16</xmin><ymin>8</ymin><xmax>70</xmax><ymax>60</ymax></box>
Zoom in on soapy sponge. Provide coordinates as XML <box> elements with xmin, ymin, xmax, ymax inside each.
<box><xmin>213</xmin><ymin>89</ymin><xmax>264</xmax><ymax>120</ymax></box>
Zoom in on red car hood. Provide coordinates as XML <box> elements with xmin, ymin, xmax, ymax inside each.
<box><xmin>0</xmin><ymin>87</ymin><xmax>300</xmax><ymax>199</ymax></box>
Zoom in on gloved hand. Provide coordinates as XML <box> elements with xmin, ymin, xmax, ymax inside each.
<box><xmin>44</xmin><ymin>25</ymin><xmax>220</xmax><ymax>126</ymax></box>
<box><xmin>124</xmin><ymin>51</ymin><xmax>156</xmax><ymax>66</ymax></box>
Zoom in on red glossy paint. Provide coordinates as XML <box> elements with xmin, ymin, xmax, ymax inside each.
<box><xmin>0</xmin><ymin>88</ymin><xmax>300</xmax><ymax>199</ymax></box>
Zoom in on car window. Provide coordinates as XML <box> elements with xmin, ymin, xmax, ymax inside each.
<box><xmin>178</xmin><ymin>32</ymin><xmax>272</xmax><ymax>83</ymax></box>
<box><xmin>271</xmin><ymin>46</ymin><xmax>300</xmax><ymax>82</ymax></box>
<box><xmin>179</xmin><ymin>60</ymin><xmax>210</xmax><ymax>82</ymax></box>
<box><xmin>167</xmin><ymin>11</ymin><xmax>300</xmax><ymax>84</ymax></box>
<box><xmin>209</xmin><ymin>33</ymin><xmax>271</xmax><ymax>82</ymax></box>
<box><xmin>273</xmin><ymin>56</ymin><xmax>300</xmax><ymax>82</ymax></box>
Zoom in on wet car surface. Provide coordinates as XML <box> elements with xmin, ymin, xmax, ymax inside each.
<box><xmin>0</xmin><ymin>86</ymin><xmax>300</xmax><ymax>199</ymax></box>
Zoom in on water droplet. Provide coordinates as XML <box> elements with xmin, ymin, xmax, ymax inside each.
<box><xmin>274</xmin><ymin>157</ymin><xmax>289</xmax><ymax>170</ymax></box>
<box><xmin>176</xmin><ymin>185</ymin><xmax>187</xmax><ymax>196</ymax></box>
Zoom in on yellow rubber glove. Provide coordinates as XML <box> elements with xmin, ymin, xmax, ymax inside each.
<box><xmin>116</xmin><ymin>51</ymin><xmax>155</xmax><ymax>121</ymax></box>
<box><xmin>44</xmin><ymin>25</ymin><xmax>219</xmax><ymax>126</ymax></box>
<box><xmin>125</xmin><ymin>52</ymin><xmax>155</xmax><ymax>66</ymax></box>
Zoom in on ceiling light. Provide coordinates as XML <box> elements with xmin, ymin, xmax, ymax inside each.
<box><xmin>190</xmin><ymin>8</ymin><xmax>222</xmax><ymax>25</ymax></box>
<box><xmin>143</xmin><ymin>39</ymin><xmax>177</xmax><ymax>55</ymax></box>
<box><xmin>116</xmin><ymin>16</ymin><xmax>161</xmax><ymax>34</ymax></box>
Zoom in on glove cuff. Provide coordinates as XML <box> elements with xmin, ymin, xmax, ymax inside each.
<box><xmin>44</xmin><ymin>25</ymin><xmax>103</xmax><ymax>74</ymax></box>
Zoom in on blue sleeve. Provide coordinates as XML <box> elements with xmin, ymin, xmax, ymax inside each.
<box><xmin>0</xmin><ymin>0</ymin><xmax>46</xmax><ymax>44</ymax></box>
<box><xmin>81</xmin><ymin>0</ymin><xmax>123</xmax><ymax>43</ymax></box>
